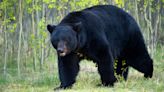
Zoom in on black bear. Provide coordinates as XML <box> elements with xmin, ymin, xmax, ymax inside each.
<box><xmin>47</xmin><ymin>5</ymin><xmax>153</xmax><ymax>89</ymax></box>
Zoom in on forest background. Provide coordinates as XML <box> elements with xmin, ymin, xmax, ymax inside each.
<box><xmin>0</xmin><ymin>0</ymin><xmax>163</xmax><ymax>92</ymax></box>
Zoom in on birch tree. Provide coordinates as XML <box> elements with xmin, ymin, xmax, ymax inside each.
<box><xmin>17</xmin><ymin>0</ymin><xmax>23</xmax><ymax>77</ymax></box>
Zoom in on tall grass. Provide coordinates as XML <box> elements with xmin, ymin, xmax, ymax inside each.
<box><xmin>0</xmin><ymin>46</ymin><xmax>163</xmax><ymax>92</ymax></box>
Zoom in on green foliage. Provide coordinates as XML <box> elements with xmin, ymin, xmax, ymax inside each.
<box><xmin>115</xmin><ymin>0</ymin><xmax>124</xmax><ymax>7</ymax></box>
<box><xmin>43</xmin><ymin>0</ymin><xmax>56</xmax><ymax>9</ymax></box>
<box><xmin>69</xmin><ymin>0</ymin><xmax>100</xmax><ymax>11</ymax></box>
<box><xmin>26</xmin><ymin>0</ymin><xmax>42</xmax><ymax>14</ymax></box>
<box><xmin>38</xmin><ymin>18</ymin><xmax>48</xmax><ymax>48</ymax></box>
<box><xmin>114</xmin><ymin>59</ymin><xmax>127</xmax><ymax>81</ymax></box>
<box><xmin>8</xmin><ymin>23</ymin><xmax>17</xmax><ymax>33</ymax></box>
<box><xmin>29</xmin><ymin>33</ymin><xmax>35</xmax><ymax>49</ymax></box>
<box><xmin>43</xmin><ymin>0</ymin><xmax>56</xmax><ymax>4</ymax></box>
<box><xmin>0</xmin><ymin>0</ymin><xmax>17</xmax><ymax>33</ymax></box>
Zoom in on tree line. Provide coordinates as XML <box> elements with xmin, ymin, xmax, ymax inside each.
<box><xmin>0</xmin><ymin>0</ymin><xmax>163</xmax><ymax>77</ymax></box>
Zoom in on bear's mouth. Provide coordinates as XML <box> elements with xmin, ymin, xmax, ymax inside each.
<box><xmin>57</xmin><ymin>48</ymin><xmax>69</xmax><ymax>57</ymax></box>
<box><xmin>59</xmin><ymin>52</ymin><xmax>66</xmax><ymax>57</ymax></box>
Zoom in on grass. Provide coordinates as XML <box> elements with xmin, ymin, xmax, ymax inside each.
<box><xmin>0</xmin><ymin>46</ymin><xmax>164</xmax><ymax>92</ymax></box>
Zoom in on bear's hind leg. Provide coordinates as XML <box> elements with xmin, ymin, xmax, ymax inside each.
<box><xmin>128</xmin><ymin>57</ymin><xmax>153</xmax><ymax>78</ymax></box>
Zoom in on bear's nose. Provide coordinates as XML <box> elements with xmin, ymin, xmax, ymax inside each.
<box><xmin>57</xmin><ymin>47</ymin><xmax>67</xmax><ymax>56</ymax></box>
<box><xmin>57</xmin><ymin>48</ymin><xmax>64</xmax><ymax>53</ymax></box>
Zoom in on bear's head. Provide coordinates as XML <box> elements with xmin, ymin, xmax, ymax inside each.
<box><xmin>47</xmin><ymin>22</ymin><xmax>82</xmax><ymax>57</ymax></box>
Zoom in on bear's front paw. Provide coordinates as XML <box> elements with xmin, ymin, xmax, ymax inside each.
<box><xmin>54</xmin><ymin>84</ymin><xmax>73</xmax><ymax>91</ymax></box>
<box><xmin>101</xmin><ymin>77</ymin><xmax>116</xmax><ymax>87</ymax></box>
<box><xmin>102</xmin><ymin>82</ymin><xmax>114</xmax><ymax>87</ymax></box>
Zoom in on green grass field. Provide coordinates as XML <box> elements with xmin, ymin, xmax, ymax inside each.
<box><xmin>0</xmin><ymin>47</ymin><xmax>164</xmax><ymax>92</ymax></box>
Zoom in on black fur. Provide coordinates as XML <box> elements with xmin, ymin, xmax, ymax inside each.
<box><xmin>47</xmin><ymin>5</ymin><xmax>153</xmax><ymax>89</ymax></box>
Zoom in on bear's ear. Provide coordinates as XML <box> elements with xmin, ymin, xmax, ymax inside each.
<box><xmin>71</xmin><ymin>22</ymin><xmax>82</xmax><ymax>32</ymax></box>
<box><xmin>47</xmin><ymin>24</ymin><xmax>56</xmax><ymax>33</ymax></box>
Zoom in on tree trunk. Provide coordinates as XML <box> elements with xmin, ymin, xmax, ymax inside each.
<box><xmin>143</xmin><ymin>0</ymin><xmax>161</xmax><ymax>57</ymax></box>
<box><xmin>134</xmin><ymin>0</ymin><xmax>139</xmax><ymax>24</ymax></box>
<box><xmin>3</xmin><ymin>4</ymin><xmax>7</xmax><ymax>76</ymax></box>
<box><xmin>152</xmin><ymin>0</ymin><xmax>160</xmax><ymax>57</ymax></box>
<box><xmin>17</xmin><ymin>0</ymin><xmax>23</xmax><ymax>77</ymax></box>
<box><xmin>32</xmin><ymin>0</ymin><xmax>37</xmax><ymax>71</ymax></box>
<box><xmin>40</xmin><ymin>0</ymin><xmax>45</xmax><ymax>71</ymax></box>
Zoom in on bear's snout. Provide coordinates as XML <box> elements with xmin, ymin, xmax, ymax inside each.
<box><xmin>57</xmin><ymin>41</ymin><xmax>68</xmax><ymax>57</ymax></box>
